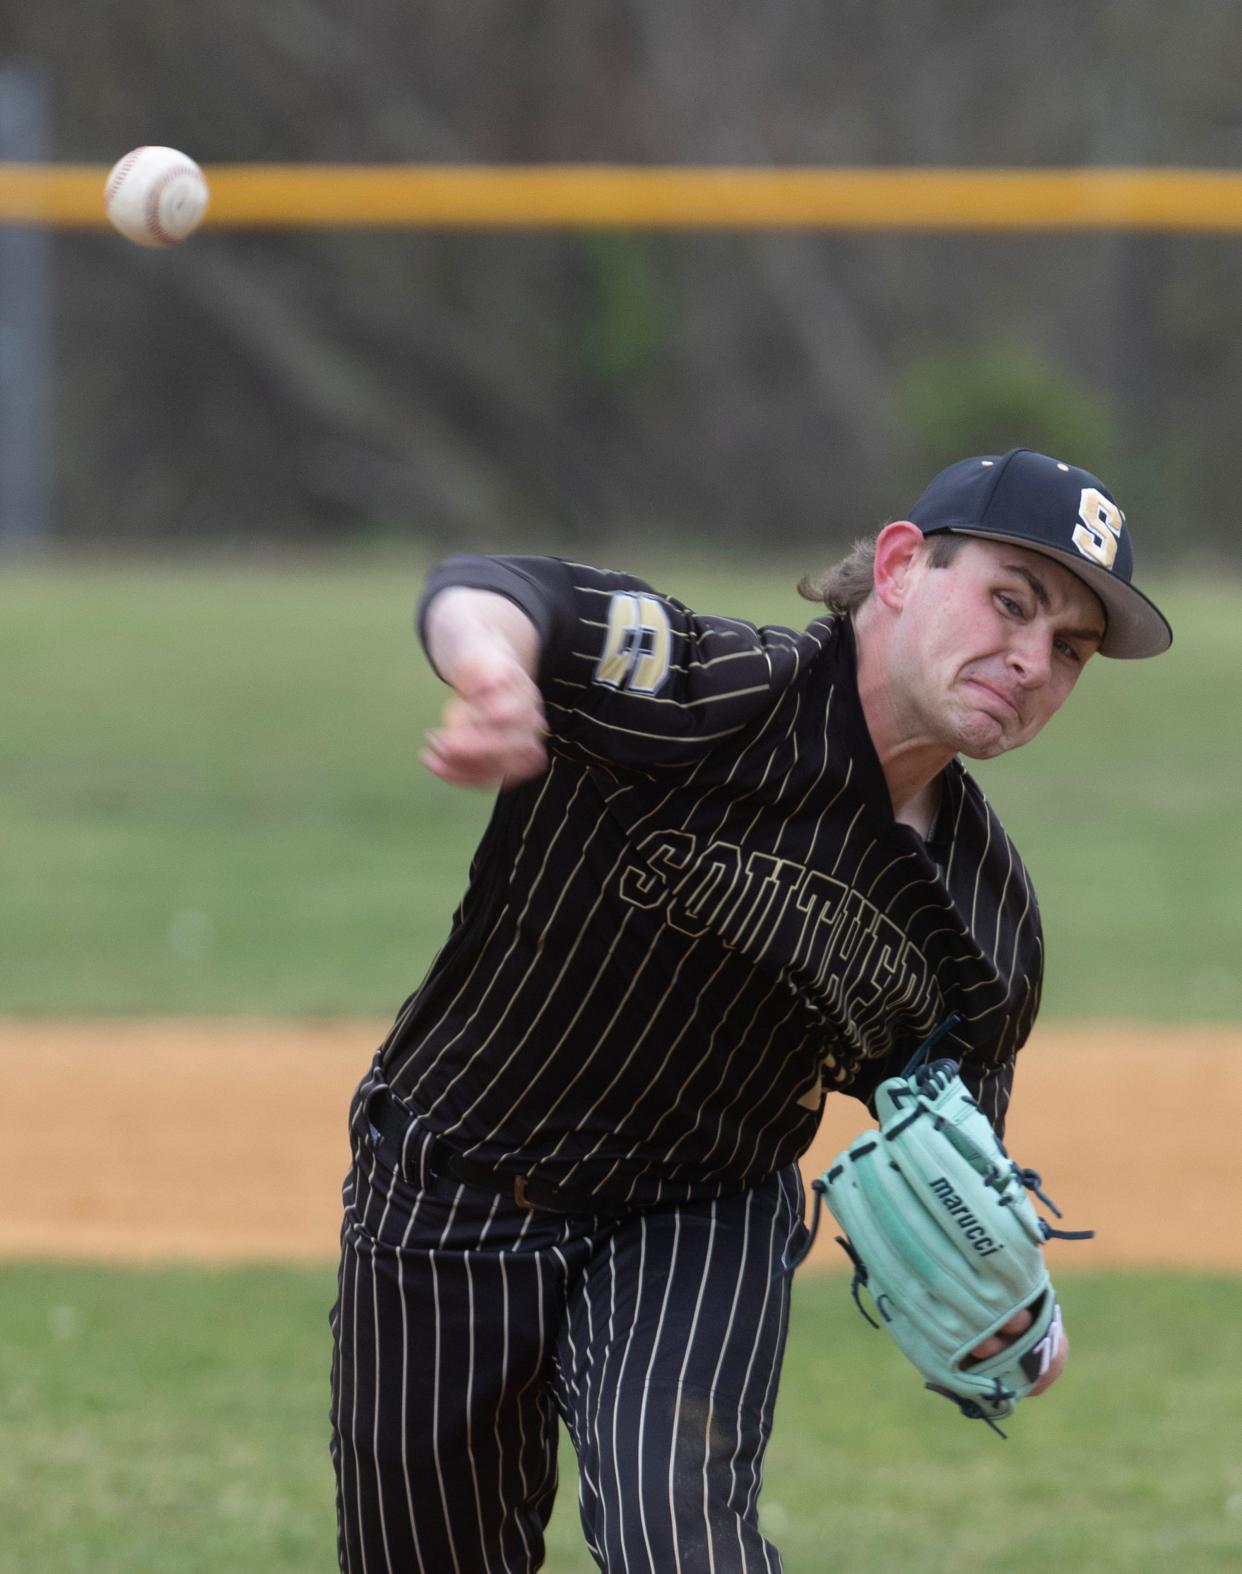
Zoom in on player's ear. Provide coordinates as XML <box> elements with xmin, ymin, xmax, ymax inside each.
<box><xmin>872</xmin><ymin>521</ymin><xmax>926</xmax><ymax>611</ymax></box>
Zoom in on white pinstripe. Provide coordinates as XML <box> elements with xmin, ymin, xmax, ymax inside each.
<box><xmin>634</xmin><ymin>1209</ymin><xmax>679</xmax><ymax>1572</ymax></box>
<box><xmin>428</xmin><ymin>1249</ymin><xmax>464</xmax><ymax>1572</ymax></box>
<box><xmin>369</xmin><ymin>1245</ymin><xmax>395</xmax><ymax>1573</ymax></box>
<box><xmin>668</xmin><ymin>1208</ymin><xmax>715</xmax><ymax>1571</ymax></box>
<box><xmin>742</xmin><ymin>1188</ymin><xmax>792</xmax><ymax>1574</ymax></box>
<box><xmin>395</xmin><ymin>1197</ymin><xmax>430</xmax><ymax>1571</ymax></box>
<box><xmin>584</xmin><ymin>1231</ymin><xmax>621</xmax><ymax>1565</ymax></box>
<box><xmin>345</xmin><ymin>1252</ymin><xmax>363</xmax><ymax>1574</ymax></box>
<box><xmin>606</xmin><ymin>1221</ymin><xmax>644</xmax><ymax>1574</ymax></box>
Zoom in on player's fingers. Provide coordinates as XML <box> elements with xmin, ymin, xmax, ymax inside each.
<box><xmin>431</xmin><ymin>718</ymin><xmax>544</xmax><ymax>769</ymax></box>
<box><xmin>967</xmin><ymin>1307</ymin><xmax>1034</xmax><ymax>1361</ymax></box>
<box><xmin>500</xmin><ymin>742</ymin><xmax>550</xmax><ymax>786</ymax></box>
<box><xmin>1027</xmin><ymin>1325</ymin><xmax>1069</xmax><ymax>1398</ymax></box>
<box><xmin>451</xmin><ymin>652</ymin><xmax>520</xmax><ymax>699</ymax></box>
<box><xmin>442</xmin><ymin>689</ymin><xmax>546</xmax><ymax>746</ymax></box>
<box><xmin>422</xmin><ymin>729</ymin><xmax>547</xmax><ymax>788</ymax></box>
<box><xmin>425</xmin><ymin>651</ymin><xmax>548</xmax><ymax>787</ymax></box>
<box><xmin>421</xmin><ymin>745</ymin><xmax>504</xmax><ymax>787</ymax></box>
<box><xmin>452</xmin><ymin>657</ymin><xmax>545</xmax><ymax>721</ymax></box>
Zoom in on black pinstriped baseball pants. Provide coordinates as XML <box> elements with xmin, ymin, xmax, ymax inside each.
<box><xmin>329</xmin><ymin>1064</ymin><xmax>806</xmax><ymax>1573</ymax></box>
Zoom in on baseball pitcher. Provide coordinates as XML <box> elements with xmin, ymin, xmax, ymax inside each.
<box><xmin>329</xmin><ymin>449</ymin><xmax>1171</xmax><ymax>1571</ymax></box>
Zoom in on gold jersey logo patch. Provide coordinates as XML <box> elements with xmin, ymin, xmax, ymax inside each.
<box><xmin>594</xmin><ymin>592</ymin><xmax>672</xmax><ymax>694</ymax></box>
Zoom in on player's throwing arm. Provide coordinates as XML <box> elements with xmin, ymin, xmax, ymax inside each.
<box><xmin>420</xmin><ymin>587</ymin><xmax>548</xmax><ymax>788</ymax></box>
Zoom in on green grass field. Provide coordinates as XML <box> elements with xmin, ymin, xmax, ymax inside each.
<box><xmin>2</xmin><ymin>557</ymin><xmax>1240</xmax><ymax>1571</ymax></box>
<box><xmin>1</xmin><ymin>559</ymin><xmax>1237</xmax><ymax>1018</ymax></box>
<box><xmin>1</xmin><ymin>1264</ymin><xmax>1239</xmax><ymax>1574</ymax></box>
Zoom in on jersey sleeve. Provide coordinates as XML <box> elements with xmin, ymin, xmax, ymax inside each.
<box><xmin>959</xmin><ymin>1054</ymin><xmax>1017</xmax><ymax>1141</ymax></box>
<box><xmin>418</xmin><ymin>554</ymin><xmax>822</xmax><ymax>770</ymax></box>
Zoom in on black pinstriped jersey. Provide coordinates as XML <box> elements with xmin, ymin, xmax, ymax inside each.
<box><xmin>379</xmin><ymin>556</ymin><xmax>1043</xmax><ymax>1207</ymax></box>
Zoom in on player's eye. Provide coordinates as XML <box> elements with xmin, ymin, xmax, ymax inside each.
<box><xmin>996</xmin><ymin>592</ymin><xmax>1025</xmax><ymax>618</ymax></box>
<box><xmin>1054</xmin><ymin>638</ymin><xmax>1083</xmax><ymax>665</ymax></box>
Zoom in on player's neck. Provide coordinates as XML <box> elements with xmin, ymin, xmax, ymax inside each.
<box><xmin>866</xmin><ymin>720</ymin><xmax>948</xmax><ymax>835</ymax></box>
<box><xmin>850</xmin><ymin>611</ymin><xmax>953</xmax><ymax>838</ymax></box>
<box><xmin>888</xmin><ymin>770</ymin><xmax>944</xmax><ymax>840</ymax></box>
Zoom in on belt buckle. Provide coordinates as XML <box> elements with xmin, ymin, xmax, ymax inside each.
<box><xmin>513</xmin><ymin>1174</ymin><xmax>543</xmax><ymax>1211</ymax></box>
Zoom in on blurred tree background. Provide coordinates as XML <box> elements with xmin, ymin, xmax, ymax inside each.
<box><xmin>3</xmin><ymin>0</ymin><xmax>1242</xmax><ymax>558</ymax></box>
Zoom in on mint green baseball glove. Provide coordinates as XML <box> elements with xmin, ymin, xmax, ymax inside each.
<box><xmin>807</xmin><ymin>1029</ymin><xmax>1092</xmax><ymax>1436</ymax></box>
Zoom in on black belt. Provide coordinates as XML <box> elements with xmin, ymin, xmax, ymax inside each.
<box><xmin>366</xmin><ymin>1086</ymin><xmax>633</xmax><ymax>1216</ymax></box>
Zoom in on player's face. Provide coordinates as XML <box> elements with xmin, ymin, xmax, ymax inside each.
<box><xmin>893</xmin><ymin>538</ymin><xmax>1107</xmax><ymax>759</ymax></box>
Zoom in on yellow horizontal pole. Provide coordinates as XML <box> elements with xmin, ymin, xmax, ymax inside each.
<box><xmin>7</xmin><ymin>164</ymin><xmax>1242</xmax><ymax>231</ymax></box>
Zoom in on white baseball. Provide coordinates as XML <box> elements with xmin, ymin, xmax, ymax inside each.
<box><xmin>104</xmin><ymin>146</ymin><xmax>209</xmax><ymax>247</ymax></box>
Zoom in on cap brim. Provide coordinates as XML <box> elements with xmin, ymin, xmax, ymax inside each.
<box><xmin>938</xmin><ymin>528</ymin><xmax>1173</xmax><ymax>659</ymax></box>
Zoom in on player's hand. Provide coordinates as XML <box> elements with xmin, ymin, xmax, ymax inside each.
<box><xmin>421</xmin><ymin>653</ymin><xmax>548</xmax><ymax>788</ymax></box>
<box><xmin>968</xmin><ymin>1308</ymin><xmax>1069</xmax><ymax>1397</ymax></box>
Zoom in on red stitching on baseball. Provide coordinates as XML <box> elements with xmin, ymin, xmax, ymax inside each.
<box><xmin>143</xmin><ymin>163</ymin><xmax>204</xmax><ymax>246</ymax></box>
<box><xmin>105</xmin><ymin>146</ymin><xmax>147</xmax><ymax>204</ymax></box>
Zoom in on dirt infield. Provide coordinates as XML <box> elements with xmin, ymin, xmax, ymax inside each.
<box><xmin>2</xmin><ymin>1020</ymin><xmax>1238</xmax><ymax>1269</ymax></box>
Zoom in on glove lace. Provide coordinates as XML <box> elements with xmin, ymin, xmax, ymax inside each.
<box><xmin>925</xmin><ymin>1382</ymin><xmax>1015</xmax><ymax>1439</ymax></box>
<box><xmin>833</xmin><ymin>1233</ymin><xmax>882</xmax><ymax>1327</ymax></box>
<box><xmin>1002</xmin><ymin>1167</ymin><xmax>1096</xmax><ymax>1243</ymax></box>
<box><xmin>786</xmin><ymin>1176</ymin><xmax>828</xmax><ymax>1271</ymax></box>
<box><xmin>899</xmin><ymin>1012</ymin><xmax>963</xmax><ymax>1077</ymax></box>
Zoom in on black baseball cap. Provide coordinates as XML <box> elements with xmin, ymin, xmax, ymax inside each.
<box><xmin>905</xmin><ymin>448</ymin><xmax>1172</xmax><ymax>658</ymax></box>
